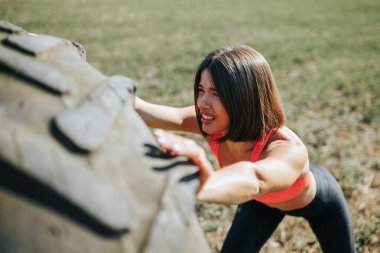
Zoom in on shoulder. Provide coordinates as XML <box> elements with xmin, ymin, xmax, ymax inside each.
<box><xmin>268</xmin><ymin>126</ymin><xmax>305</xmax><ymax>148</ymax></box>
<box><xmin>261</xmin><ymin>127</ymin><xmax>308</xmax><ymax>163</ymax></box>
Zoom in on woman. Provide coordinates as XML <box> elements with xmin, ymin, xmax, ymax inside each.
<box><xmin>135</xmin><ymin>46</ymin><xmax>355</xmax><ymax>252</ymax></box>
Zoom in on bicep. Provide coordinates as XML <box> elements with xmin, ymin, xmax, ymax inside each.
<box><xmin>254</xmin><ymin>143</ymin><xmax>308</xmax><ymax>195</ymax></box>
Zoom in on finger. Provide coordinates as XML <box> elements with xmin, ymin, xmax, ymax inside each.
<box><xmin>157</xmin><ymin>136</ymin><xmax>185</xmax><ymax>155</ymax></box>
<box><xmin>154</xmin><ymin>129</ymin><xmax>181</xmax><ymax>146</ymax></box>
<box><xmin>153</xmin><ymin>128</ymin><xmax>165</xmax><ymax>137</ymax></box>
<box><xmin>153</xmin><ymin>129</ymin><xmax>199</xmax><ymax>159</ymax></box>
<box><xmin>153</xmin><ymin>129</ymin><xmax>181</xmax><ymax>153</ymax></box>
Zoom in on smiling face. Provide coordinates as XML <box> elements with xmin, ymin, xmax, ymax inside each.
<box><xmin>196</xmin><ymin>70</ymin><xmax>230</xmax><ymax>135</ymax></box>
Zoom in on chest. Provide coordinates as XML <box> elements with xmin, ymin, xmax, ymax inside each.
<box><xmin>218</xmin><ymin>143</ymin><xmax>253</xmax><ymax>167</ymax></box>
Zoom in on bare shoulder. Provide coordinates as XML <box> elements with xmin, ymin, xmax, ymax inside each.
<box><xmin>267</xmin><ymin>126</ymin><xmax>305</xmax><ymax>149</ymax></box>
<box><xmin>261</xmin><ymin>126</ymin><xmax>309</xmax><ymax>169</ymax></box>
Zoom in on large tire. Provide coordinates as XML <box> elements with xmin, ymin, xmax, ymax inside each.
<box><xmin>0</xmin><ymin>21</ymin><xmax>211</xmax><ymax>253</ymax></box>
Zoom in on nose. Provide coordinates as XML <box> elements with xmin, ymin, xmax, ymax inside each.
<box><xmin>197</xmin><ymin>93</ymin><xmax>211</xmax><ymax>109</ymax></box>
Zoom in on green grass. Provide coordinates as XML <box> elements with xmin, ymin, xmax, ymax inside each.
<box><xmin>1</xmin><ymin>0</ymin><xmax>379</xmax><ymax>251</ymax></box>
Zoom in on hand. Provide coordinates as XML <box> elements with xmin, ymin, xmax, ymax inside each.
<box><xmin>153</xmin><ymin>129</ymin><xmax>213</xmax><ymax>186</ymax></box>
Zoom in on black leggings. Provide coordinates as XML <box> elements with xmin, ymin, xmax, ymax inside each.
<box><xmin>221</xmin><ymin>164</ymin><xmax>356</xmax><ymax>253</ymax></box>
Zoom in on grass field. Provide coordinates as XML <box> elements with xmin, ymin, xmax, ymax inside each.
<box><xmin>1</xmin><ymin>0</ymin><xmax>379</xmax><ymax>252</ymax></box>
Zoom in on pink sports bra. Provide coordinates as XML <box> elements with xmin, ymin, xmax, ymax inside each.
<box><xmin>209</xmin><ymin>132</ymin><xmax>309</xmax><ymax>204</ymax></box>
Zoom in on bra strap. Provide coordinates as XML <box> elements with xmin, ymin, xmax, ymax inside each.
<box><xmin>251</xmin><ymin>132</ymin><xmax>271</xmax><ymax>162</ymax></box>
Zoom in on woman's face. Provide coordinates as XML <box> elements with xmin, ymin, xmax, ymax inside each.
<box><xmin>196</xmin><ymin>69</ymin><xmax>230</xmax><ymax>135</ymax></box>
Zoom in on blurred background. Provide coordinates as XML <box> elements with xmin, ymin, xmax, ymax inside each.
<box><xmin>1</xmin><ymin>0</ymin><xmax>379</xmax><ymax>252</ymax></box>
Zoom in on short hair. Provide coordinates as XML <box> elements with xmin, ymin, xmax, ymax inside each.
<box><xmin>194</xmin><ymin>45</ymin><xmax>286</xmax><ymax>142</ymax></box>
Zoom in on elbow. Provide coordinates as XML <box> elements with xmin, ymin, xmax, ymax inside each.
<box><xmin>239</xmin><ymin>162</ymin><xmax>262</xmax><ymax>199</ymax></box>
<box><xmin>195</xmin><ymin>162</ymin><xmax>263</xmax><ymax>205</ymax></box>
<box><xmin>226</xmin><ymin>162</ymin><xmax>262</xmax><ymax>204</ymax></box>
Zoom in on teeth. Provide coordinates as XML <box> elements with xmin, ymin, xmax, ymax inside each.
<box><xmin>202</xmin><ymin>114</ymin><xmax>215</xmax><ymax>121</ymax></box>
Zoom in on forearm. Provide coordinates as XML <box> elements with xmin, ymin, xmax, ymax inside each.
<box><xmin>135</xmin><ymin>97</ymin><xmax>199</xmax><ymax>132</ymax></box>
<box><xmin>196</xmin><ymin>161</ymin><xmax>261</xmax><ymax>205</ymax></box>
<box><xmin>135</xmin><ymin>97</ymin><xmax>179</xmax><ymax>129</ymax></box>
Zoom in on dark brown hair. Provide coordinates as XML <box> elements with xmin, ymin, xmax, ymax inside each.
<box><xmin>194</xmin><ymin>45</ymin><xmax>286</xmax><ymax>142</ymax></box>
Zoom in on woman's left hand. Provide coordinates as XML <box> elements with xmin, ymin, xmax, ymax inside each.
<box><xmin>153</xmin><ymin>129</ymin><xmax>213</xmax><ymax>187</ymax></box>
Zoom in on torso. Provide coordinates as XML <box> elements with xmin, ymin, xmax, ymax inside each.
<box><xmin>207</xmin><ymin>126</ymin><xmax>317</xmax><ymax>211</ymax></box>
<box><xmin>267</xmin><ymin>172</ymin><xmax>316</xmax><ymax>210</ymax></box>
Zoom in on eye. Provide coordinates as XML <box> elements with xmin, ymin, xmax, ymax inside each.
<box><xmin>212</xmin><ymin>91</ymin><xmax>219</xmax><ymax>97</ymax></box>
<box><xmin>197</xmin><ymin>86</ymin><xmax>205</xmax><ymax>94</ymax></box>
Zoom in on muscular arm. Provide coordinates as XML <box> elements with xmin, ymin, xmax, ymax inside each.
<box><xmin>197</xmin><ymin>141</ymin><xmax>309</xmax><ymax>205</ymax></box>
<box><xmin>154</xmin><ymin>130</ymin><xmax>309</xmax><ymax>205</ymax></box>
<box><xmin>135</xmin><ymin>97</ymin><xmax>200</xmax><ymax>133</ymax></box>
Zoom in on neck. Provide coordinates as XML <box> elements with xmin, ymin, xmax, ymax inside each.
<box><xmin>224</xmin><ymin>140</ymin><xmax>256</xmax><ymax>155</ymax></box>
